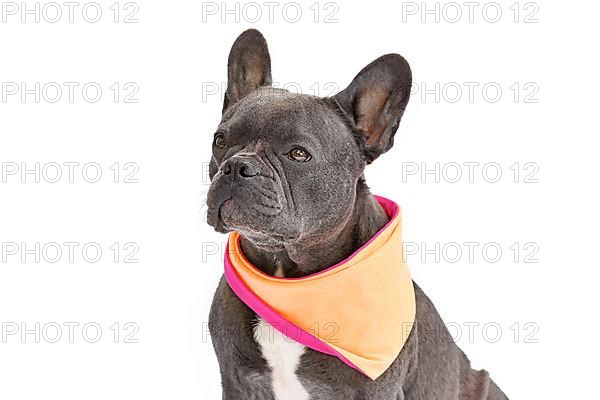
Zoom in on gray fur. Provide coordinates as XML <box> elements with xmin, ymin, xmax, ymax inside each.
<box><xmin>206</xmin><ymin>29</ymin><xmax>509</xmax><ymax>399</ymax></box>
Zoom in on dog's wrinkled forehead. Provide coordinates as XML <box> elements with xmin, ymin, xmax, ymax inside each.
<box><xmin>219</xmin><ymin>88</ymin><xmax>357</xmax><ymax>157</ymax></box>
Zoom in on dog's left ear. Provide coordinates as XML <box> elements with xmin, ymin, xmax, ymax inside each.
<box><xmin>334</xmin><ymin>54</ymin><xmax>412</xmax><ymax>163</ymax></box>
<box><xmin>223</xmin><ymin>29</ymin><xmax>272</xmax><ymax>113</ymax></box>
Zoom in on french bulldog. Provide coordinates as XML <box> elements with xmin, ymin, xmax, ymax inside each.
<box><xmin>207</xmin><ymin>29</ymin><xmax>509</xmax><ymax>400</ymax></box>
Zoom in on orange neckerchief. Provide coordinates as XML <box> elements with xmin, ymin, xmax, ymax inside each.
<box><xmin>224</xmin><ymin>196</ymin><xmax>415</xmax><ymax>380</ymax></box>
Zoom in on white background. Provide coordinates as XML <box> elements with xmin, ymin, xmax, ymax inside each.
<box><xmin>1</xmin><ymin>0</ymin><xmax>598</xmax><ymax>398</ymax></box>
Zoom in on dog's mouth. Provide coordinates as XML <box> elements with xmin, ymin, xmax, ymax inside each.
<box><xmin>207</xmin><ymin>185</ymin><xmax>301</xmax><ymax>248</ymax></box>
<box><xmin>207</xmin><ymin>196</ymin><xmax>232</xmax><ymax>233</ymax></box>
<box><xmin>217</xmin><ymin>197</ymin><xmax>233</xmax><ymax>231</ymax></box>
<box><xmin>209</xmin><ymin>192</ymin><xmax>271</xmax><ymax>232</ymax></box>
<box><xmin>216</xmin><ymin>195</ymin><xmax>277</xmax><ymax>232</ymax></box>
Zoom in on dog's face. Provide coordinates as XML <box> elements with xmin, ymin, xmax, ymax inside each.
<box><xmin>207</xmin><ymin>88</ymin><xmax>363</xmax><ymax>250</ymax></box>
<box><xmin>207</xmin><ymin>30</ymin><xmax>412</xmax><ymax>251</ymax></box>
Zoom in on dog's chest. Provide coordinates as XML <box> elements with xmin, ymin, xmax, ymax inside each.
<box><xmin>252</xmin><ymin>263</ymin><xmax>310</xmax><ymax>400</ymax></box>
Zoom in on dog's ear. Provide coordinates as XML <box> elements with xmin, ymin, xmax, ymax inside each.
<box><xmin>223</xmin><ymin>29</ymin><xmax>272</xmax><ymax>113</ymax></box>
<box><xmin>334</xmin><ymin>54</ymin><xmax>412</xmax><ymax>163</ymax></box>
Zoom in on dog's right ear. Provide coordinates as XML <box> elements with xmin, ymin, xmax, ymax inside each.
<box><xmin>223</xmin><ymin>29</ymin><xmax>272</xmax><ymax>113</ymax></box>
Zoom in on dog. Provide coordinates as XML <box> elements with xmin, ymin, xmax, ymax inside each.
<box><xmin>207</xmin><ymin>29</ymin><xmax>509</xmax><ymax>400</ymax></box>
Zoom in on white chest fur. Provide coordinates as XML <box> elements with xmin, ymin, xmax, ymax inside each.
<box><xmin>253</xmin><ymin>318</ymin><xmax>309</xmax><ymax>400</ymax></box>
<box><xmin>252</xmin><ymin>262</ymin><xmax>309</xmax><ymax>400</ymax></box>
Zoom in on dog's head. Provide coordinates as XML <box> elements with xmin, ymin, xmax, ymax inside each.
<box><xmin>207</xmin><ymin>29</ymin><xmax>411</xmax><ymax>251</ymax></box>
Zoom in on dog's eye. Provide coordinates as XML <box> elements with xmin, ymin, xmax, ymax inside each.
<box><xmin>213</xmin><ymin>133</ymin><xmax>227</xmax><ymax>149</ymax></box>
<box><xmin>286</xmin><ymin>147</ymin><xmax>312</xmax><ymax>162</ymax></box>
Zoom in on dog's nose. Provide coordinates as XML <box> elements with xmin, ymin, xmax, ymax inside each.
<box><xmin>221</xmin><ymin>156</ymin><xmax>260</xmax><ymax>179</ymax></box>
